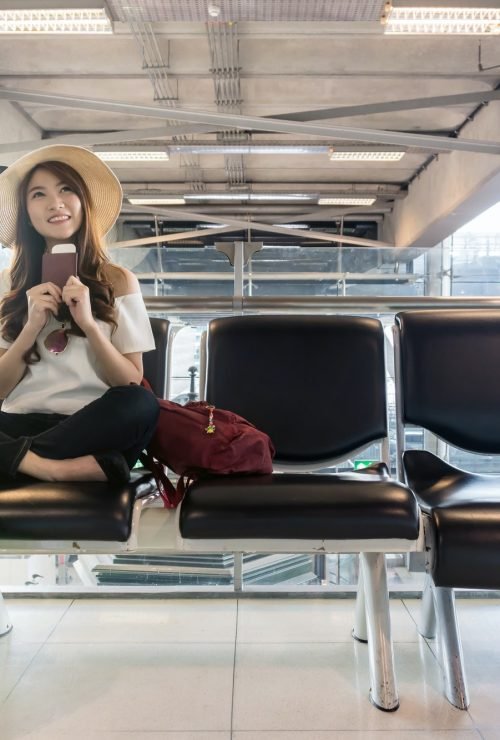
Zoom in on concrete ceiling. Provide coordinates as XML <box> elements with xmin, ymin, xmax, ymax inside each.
<box><xmin>1</xmin><ymin>0</ymin><xmax>500</xmax><ymax>249</ymax></box>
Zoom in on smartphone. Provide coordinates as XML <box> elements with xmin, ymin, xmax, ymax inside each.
<box><xmin>41</xmin><ymin>244</ymin><xmax>78</xmax><ymax>288</ymax></box>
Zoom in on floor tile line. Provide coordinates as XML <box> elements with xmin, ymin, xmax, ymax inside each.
<box><xmin>399</xmin><ymin>599</ymin><xmax>478</xmax><ymax>730</ymax></box>
<box><xmin>401</xmin><ymin>596</ymin><xmax>420</xmax><ymax>629</ymax></box>
<box><xmin>43</xmin><ymin>596</ymin><xmax>75</xmax><ymax>642</ymax></box>
<box><xmin>0</xmin><ymin>639</ymin><xmax>46</xmax><ymax>706</ymax></box>
<box><xmin>42</xmin><ymin>640</ymin><xmax>238</xmax><ymax>646</ymax></box>
<box><xmin>230</xmin><ymin>599</ymin><xmax>239</xmax><ymax>740</ymax></box>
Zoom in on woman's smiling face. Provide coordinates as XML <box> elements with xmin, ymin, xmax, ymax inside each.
<box><xmin>26</xmin><ymin>166</ymin><xmax>83</xmax><ymax>250</ymax></box>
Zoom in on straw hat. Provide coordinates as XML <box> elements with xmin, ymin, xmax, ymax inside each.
<box><xmin>0</xmin><ymin>144</ymin><xmax>122</xmax><ymax>246</ymax></box>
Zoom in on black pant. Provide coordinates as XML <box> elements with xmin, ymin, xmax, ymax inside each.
<box><xmin>0</xmin><ymin>385</ymin><xmax>159</xmax><ymax>477</ymax></box>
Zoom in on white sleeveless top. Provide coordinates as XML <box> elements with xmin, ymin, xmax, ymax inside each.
<box><xmin>0</xmin><ymin>268</ymin><xmax>155</xmax><ymax>415</ymax></box>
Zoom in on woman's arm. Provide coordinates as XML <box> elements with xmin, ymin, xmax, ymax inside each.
<box><xmin>0</xmin><ymin>282</ymin><xmax>62</xmax><ymax>398</ymax></box>
<box><xmin>62</xmin><ymin>267</ymin><xmax>144</xmax><ymax>387</ymax></box>
<box><xmin>0</xmin><ymin>327</ymin><xmax>37</xmax><ymax>398</ymax></box>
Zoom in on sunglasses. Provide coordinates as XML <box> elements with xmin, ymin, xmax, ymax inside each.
<box><xmin>44</xmin><ymin>323</ymin><xmax>70</xmax><ymax>354</ymax></box>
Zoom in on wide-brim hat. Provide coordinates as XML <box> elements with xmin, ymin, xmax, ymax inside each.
<box><xmin>0</xmin><ymin>144</ymin><xmax>122</xmax><ymax>247</ymax></box>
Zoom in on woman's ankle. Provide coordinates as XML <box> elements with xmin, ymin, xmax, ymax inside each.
<box><xmin>17</xmin><ymin>450</ymin><xmax>59</xmax><ymax>481</ymax></box>
<box><xmin>17</xmin><ymin>451</ymin><xmax>107</xmax><ymax>482</ymax></box>
<box><xmin>54</xmin><ymin>455</ymin><xmax>107</xmax><ymax>482</ymax></box>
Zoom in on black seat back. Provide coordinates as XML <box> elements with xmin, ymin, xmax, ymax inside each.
<box><xmin>143</xmin><ymin>317</ymin><xmax>170</xmax><ymax>399</ymax></box>
<box><xmin>205</xmin><ymin>315</ymin><xmax>387</xmax><ymax>464</ymax></box>
<box><xmin>396</xmin><ymin>310</ymin><xmax>500</xmax><ymax>453</ymax></box>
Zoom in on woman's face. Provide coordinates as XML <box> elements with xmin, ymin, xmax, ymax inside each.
<box><xmin>26</xmin><ymin>167</ymin><xmax>83</xmax><ymax>250</ymax></box>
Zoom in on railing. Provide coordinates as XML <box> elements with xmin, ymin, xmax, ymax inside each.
<box><xmin>143</xmin><ymin>294</ymin><xmax>500</xmax><ymax>313</ymax></box>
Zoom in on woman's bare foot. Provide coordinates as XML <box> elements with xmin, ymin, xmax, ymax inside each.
<box><xmin>18</xmin><ymin>451</ymin><xmax>107</xmax><ymax>482</ymax></box>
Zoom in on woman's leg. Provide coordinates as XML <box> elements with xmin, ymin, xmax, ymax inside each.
<box><xmin>0</xmin><ymin>416</ymin><xmax>116</xmax><ymax>482</ymax></box>
<box><xmin>3</xmin><ymin>385</ymin><xmax>159</xmax><ymax>481</ymax></box>
<box><xmin>0</xmin><ymin>412</ymin><xmax>63</xmax><ymax>477</ymax></box>
<box><xmin>29</xmin><ymin>385</ymin><xmax>159</xmax><ymax>465</ymax></box>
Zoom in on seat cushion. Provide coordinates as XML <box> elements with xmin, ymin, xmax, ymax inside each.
<box><xmin>404</xmin><ymin>450</ymin><xmax>500</xmax><ymax>588</ymax></box>
<box><xmin>180</xmin><ymin>469</ymin><xmax>419</xmax><ymax>540</ymax></box>
<box><xmin>0</xmin><ymin>471</ymin><xmax>156</xmax><ymax>541</ymax></box>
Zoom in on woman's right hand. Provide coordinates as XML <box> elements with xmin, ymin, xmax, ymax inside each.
<box><xmin>25</xmin><ymin>282</ymin><xmax>62</xmax><ymax>334</ymax></box>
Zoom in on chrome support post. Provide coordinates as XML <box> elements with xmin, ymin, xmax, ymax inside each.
<box><xmin>0</xmin><ymin>592</ymin><xmax>13</xmax><ymax>637</ymax></box>
<box><xmin>352</xmin><ymin>560</ymin><xmax>368</xmax><ymax>642</ymax></box>
<box><xmin>434</xmin><ymin>586</ymin><xmax>469</xmax><ymax>709</ymax></box>
<box><xmin>233</xmin><ymin>552</ymin><xmax>243</xmax><ymax>592</ymax></box>
<box><xmin>360</xmin><ymin>552</ymin><xmax>399</xmax><ymax>711</ymax></box>
<box><xmin>419</xmin><ymin>574</ymin><xmax>437</xmax><ymax>638</ymax></box>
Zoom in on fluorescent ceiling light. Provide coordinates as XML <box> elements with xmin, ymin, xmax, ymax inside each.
<box><xmin>174</xmin><ymin>145</ymin><xmax>325</xmax><ymax>154</ymax></box>
<box><xmin>96</xmin><ymin>151</ymin><xmax>169</xmax><ymax>162</ymax></box>
<box><xmin>128</xmin><ymin>198</ymin><xmax>185</xmax><ymax>205</ymax></box>
<box><xmin>183</xmin><ymin>193</ymin><xmax>250</xmax><ymax>201</ymax></box>
<box><xmin>250</xmin><ymin>193</ymin><xmax>314</xmax><ymax>201</ymax></box>
<box><xmin>329</xmin><ymin>150</ymin><xmax>405</xmax><ymax>162</ymax></box>
<box><xmin>0</xmin><ymin>8</ymin><xmax>113</xmax><ymax>34</ymax></box>
<box><xmin>275</xmin><ymin>224</ymin><xmax>310</xmax><ymax>229</ymax></box>
<box><xmin>183</xmin><ymin>193</ymin><xmax>315</xmax><ymax>201</ymax></box>
<box><xmin>384</xmin><ymin>6</ymin><xmax>500</xmax><ymax>35</ymax></box>
<box><xmin>318</xmin><ymin>198</ymin><xmax>376</xmax><ymax>206</ymax></box>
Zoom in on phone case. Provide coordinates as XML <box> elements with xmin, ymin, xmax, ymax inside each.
<box><xmin>41</xmin><ymin>252</ymin><xmax>78</xmax><ymax>288</ymax></box>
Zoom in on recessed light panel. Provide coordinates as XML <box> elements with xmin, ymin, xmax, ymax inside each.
<box><xmin>329</xmin><ymin>150</ymin><xmax>405</xmax><ymax>161</ymax></box>
<box><xmin>384</xmin><ymin>6</ymin><xmax>500</xmax><ymax>34</ymax></box>
<box><xmin>0</xmin><ymin>8</ymin><xmax>113</xmax><ymax>34</ymax></box>
<box><xmin>318</xmin><ymin>198</ymin><xmax>376</xmax><ymax>206</ymax></box>
<box><xmin>127</xmin><ymin>198</ymin><xmax>185</xmax><ymax>205</ymax></box>
<box><xmin>96</xmin><ymin>151</ymin><xmax>169</xmax><ymax>162</ymax></box>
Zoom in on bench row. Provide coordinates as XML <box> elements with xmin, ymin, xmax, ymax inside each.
<box><xmin>2</xmin><ymin>309</ymin><xmax>500</xmax><ymax>713</ymax></box>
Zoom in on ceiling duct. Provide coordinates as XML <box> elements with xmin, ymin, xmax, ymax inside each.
<box><xmin>206</xmin><ymin>21</ymin><xmax>246</xmax><ymax>187</ymax></box>
<box><xmin>121</xmin><ymin>5</ymin><xmax>206</xmax><ymax>192</ymax></box>
<box><xmin>108</xmin><ymin>1</ymin><xmax>386</xmax><ymax>23</ymax></box>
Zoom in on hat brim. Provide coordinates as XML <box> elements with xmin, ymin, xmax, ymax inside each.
<box><xmin>0</xmin><ymin>145</ymin><xmax>122</xmax><ymax>247</ymax></box>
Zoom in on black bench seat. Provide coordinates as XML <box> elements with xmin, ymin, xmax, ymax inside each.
<box><xmin>181</xmin><ymin>469</ymin><xmax>419</xmax><ymax>541</ymax></box>
<box><xmin>0</xmin><ymin>470</ymin><xmax>156</xmax><ymax>542</ymax></box>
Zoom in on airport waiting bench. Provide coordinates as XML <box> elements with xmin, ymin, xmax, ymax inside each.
<box><xmin>0</xmin><ymin>314</ymin><xmax>422</xmax><ymax>712</ymax></box>
<box><xmin>394</xmin><ymin>309</ymin><xmax>500</xmax><ymax>710</ymax></box>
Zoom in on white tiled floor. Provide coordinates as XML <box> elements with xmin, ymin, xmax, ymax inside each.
<box><xmin>0</xmin><ymin>596</ymin><xmax>498</xmax><ymax>739</ymax></box>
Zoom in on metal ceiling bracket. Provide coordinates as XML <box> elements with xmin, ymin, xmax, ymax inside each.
<box><xmin>215</xmin><ymin>240</ymin><xmax>263</xmax><ymax>267</ymax></box>
<box><xmin>215</xmin><ymin>241</ymin><xmax>263</xmax><ymax>311</ymax></box>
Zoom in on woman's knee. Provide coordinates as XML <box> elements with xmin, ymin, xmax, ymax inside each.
<box><xmin>107</xmin><ymin>384</ymin><xmax>159</xmax><ymax>426</ymax></box>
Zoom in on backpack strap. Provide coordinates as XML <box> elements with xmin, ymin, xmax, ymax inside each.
<box><xmin>139</xmin><ymin>452</ymin><xmax>185</xmax><ymax>508</ymax></box>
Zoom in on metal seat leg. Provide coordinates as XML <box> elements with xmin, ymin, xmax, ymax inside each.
<box><xmin>353</xmin><ymin>559</ymin><xmax>368</xmax><ymax>642</ymax></box>
<box><xmin>419</xmin><ymin>573</ymin><xmax>437</xmax><ymax>638</ymax></box>
<box><xmin>361</xmin><ymin>552</ymin><xmax>399</xmax><ymax>711</ymax></box>
<box><xmin>0</xmin><ymin>592</ymin><xmax>13</xmax><ymax>637</ymax></box>
<box><xmin>433</xmin><ymin>586</ymin><xmax>469</xmax><ymax>709</ymax></box>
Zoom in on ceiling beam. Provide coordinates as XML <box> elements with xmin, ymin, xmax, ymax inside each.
<box><xmin>0</xmin><ymin>124</ymin><xmax>216</xmax><ymax>155</ymax></box>
<box><xmin>264</xmin><ymin>205</ymin><xmax>369</xmax><ymax>224</ymax></box>
<box><xmin>9</xmin><ymin>100</ymin><xmax>44</xmax><ymax>135</ymax></box>
<box><xmin>120</xmin><ymin>203</ymin><xmax>393</xmax><ymax>248</ymax></box>
<box><xmin>112</xmin><ymin>224</ymin><xmax>238</xmax><ymax>248</ymax></box>
<box><xmin>0</xmin><ymin>88</ymin><xmax>498</xmax><ymax>155</ymax></box>
<box><xmin>273</xmin><ymin>89</ymin><xmax>500</xmax><ymax>122</ymax></box>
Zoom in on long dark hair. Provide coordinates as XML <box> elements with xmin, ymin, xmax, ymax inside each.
<box><xmin>0</xmin><ymin>161</ymin><xmax>117</xmax><ymax>363</ymax></box>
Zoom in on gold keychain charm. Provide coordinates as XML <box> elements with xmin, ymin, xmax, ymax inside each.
<box><xmin>205</xmin><ymin>405</ymin><xmax>216</xmax><ymax>434</ymax></box>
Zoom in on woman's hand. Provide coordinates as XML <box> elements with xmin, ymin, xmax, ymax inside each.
<box><xmin>62</xmin><ymin>276</ymin><xmax>96</xmax><ymax>332</ymax></box>
<box><xmin>26</xmin><ymin>282</ymin><xmax>62</xmax><ymax>334</ymax></box>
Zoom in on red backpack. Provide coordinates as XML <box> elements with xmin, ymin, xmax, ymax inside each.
<box><xmin>140</xmin><ymin>382</ymin><xmax>275</xmax><ymax>508</ymax></box>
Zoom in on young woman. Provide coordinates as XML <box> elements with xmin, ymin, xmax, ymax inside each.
<box><xmin>0</xmin><ymin>145</ymin><xmax>159</xmax><ymax>485</ymax></box>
